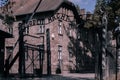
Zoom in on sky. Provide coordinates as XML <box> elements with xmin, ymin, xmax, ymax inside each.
<box><xmin>70</xmin><ymin>0</ymin><xmax>96</xmax><ymax>13</ymax></box>
<box><xmin>0</xmin><ymin>0</ymin><xmax>9</xmax><ymax>7</ymax></box>
<box><xmin>0</xmin><ymin>0</ymin><xmax>96</xmax><ymax>13</ymax></box>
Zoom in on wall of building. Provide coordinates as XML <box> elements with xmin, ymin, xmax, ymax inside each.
<box><xmin>5</xmin><ymin>5</ymin><xmax>78</xmax><ymax>74</ymax></box>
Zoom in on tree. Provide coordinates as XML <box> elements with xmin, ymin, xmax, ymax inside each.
<box><xmin>94</xmin><ymin>0</ymin><xmax>120</xmax><ymax>30</ymax></box>
<box><xmin>106</xmin><ymin>0</ymin><xmax>120</xmax><ymax>30</ymax></box>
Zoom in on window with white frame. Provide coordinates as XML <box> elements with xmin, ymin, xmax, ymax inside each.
<box><xmin>58</xmin><ymin>20</ymin><xmax>62</xmax><ymax>34</ymax></box>
<box><xmin>25</xmin><ymin>46</ymin><xmax>28</xmax><ymax>61</ymax></box>
<box><xmin>25</xmin><ymin>26</ymin><xmax>29</xmax><ymax>34</ymax></box>
<box><xmin>69</xmin><ymin>23</ymin><xmax>72</xmax><ymax>37</ymax></box>
<box><xmin>38</xmin><ymin>19</ymin><xmax>45</xmax><ymax>34</ymax></box>
<box><xmin>39</xmin><ymin>25</ymin><xmax>45</xmax><ymax>33</ymax></box>
<box><xmin>58</xmin><ymin>45</ymin><xmax>62</xmax><ymax>60</ymax></box>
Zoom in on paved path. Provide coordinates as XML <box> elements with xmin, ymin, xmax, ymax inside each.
<box><xmin>0</xmin><ymin>73</ymin><xmax>95</xmax><ymax>80</ymax></box>
<box><xmin>60</xmin><ymin>73</ymin><xmax>95</xmax><ymax>78</ymax></box>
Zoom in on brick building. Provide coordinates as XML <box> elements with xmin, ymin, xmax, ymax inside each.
<box><xmin>4</xmin><ymin>0</ymin><xmax>80</xmax><ymax>75</ymax></box>
<box><xmin>0</xmin><ymin>6</ymin><xmax>13</xmax><ymax>76</ymax></box>
<box><xmin>0</xmin><ymin>24</ymin><xmax>12</xmax><ymax>76</ymax></box>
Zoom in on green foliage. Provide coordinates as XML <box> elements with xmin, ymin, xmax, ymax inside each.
<box><xmin>93</xmin><ymin>0</ymin><xmax>120</xmax><ymax>30</ymax></box>
<box><xmin>108</xmin><ymin>0</ymin><xmax>120</xmax><ymax>12</ymax></box>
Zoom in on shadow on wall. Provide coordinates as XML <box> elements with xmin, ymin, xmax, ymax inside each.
<box><xmin>66</xmin><ymin>27</ymin><xmax>96</xmax><ymax>73</ymax></box>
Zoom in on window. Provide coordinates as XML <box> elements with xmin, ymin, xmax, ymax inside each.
<box><xmin>25</xmin><ymin>26</ymin><xmax>29</xmax><ymax>34</ymax></box>
<box><xmin>41</xmin><ymin>19</ymin><xmax>45</xmax><ymax>25</ymax></box>
<box><xmin>68</xmin><ymin>47</ymin><xmax>73</xmax><ymax>58</ymax></box>
<box><xmin>58</xmin><ymin>45</ymin><xmax>62</xmax><ymax>68</ymax></box>
<box><xmin>6</xmin><ymin>46</ymin><xmax>13</xmax><ymax>62</ymax></box>
<box><xmin>69</xmin><ymin>24</ymin><xmax>72</xmax><ymax>37</ymax></box>
<box><xmin>39</xmin><ymin>25</ymin><xmax>45</xmax><ymax>33</ymax></box>
<box><xmin>58</xmin><ymin>45</ymin><xmax>62</xmax><ymax>60</ymax></box>
<box><xmin>8</xmin><ymin>26</ymin><xmax>13</xmax><ymax>34</ymax></box>
<box><xmin>25</xmin><ymin>46</ymin><xmax>28</xmax><ymax>60</ymax></box>
<box><xmin>39</xmin><ymin>19</ymin><xmax>45</xmax><ymax>34</ymax></box>
<box><xmin>58</xmin><ymin>20</ymin><xmax>62</xmax><ymax>34</ymax></box>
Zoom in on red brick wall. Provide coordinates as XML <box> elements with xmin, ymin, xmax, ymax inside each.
<box><xmin>5</xmin><ymin>6</ymin><xmax>77</xmax><ymax>74</ymax></box>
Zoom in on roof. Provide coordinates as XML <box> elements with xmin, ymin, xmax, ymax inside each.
<box><xmin>14</xmin><ymin>0</ymin><xmax>71</xmax><ymax>16</ymax></box>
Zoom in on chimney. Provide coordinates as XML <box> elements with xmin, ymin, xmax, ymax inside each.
<box><xmin>80</xmin><ymin>9</ymin><xmax>86</xmax><ymax>20</ymax></box>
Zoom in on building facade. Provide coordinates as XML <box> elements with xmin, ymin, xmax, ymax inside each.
<box><xmin>4</xmin><ymin>0</ymin><xmax>80</xmax><ymax>75</ymax></box>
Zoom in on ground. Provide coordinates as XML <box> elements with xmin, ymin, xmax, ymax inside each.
<box><xmin>0</xmin><ymin>73</ymin><xmax>95</xmax><ymax>80</ymax></box>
